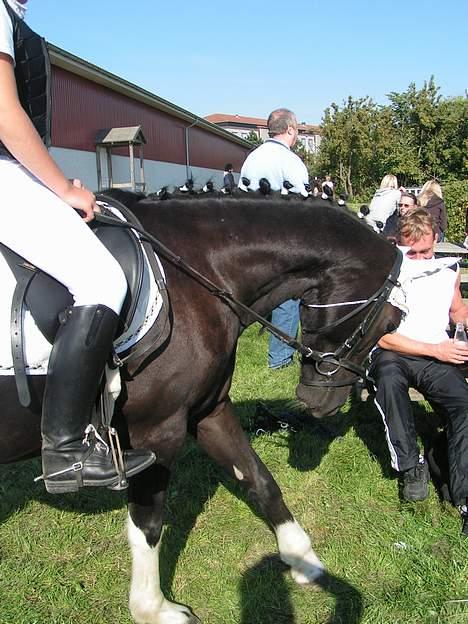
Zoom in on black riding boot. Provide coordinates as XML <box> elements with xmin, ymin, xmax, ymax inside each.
<box><xmin>38</xmin><ymin>304</ymin><xmax>155</xmax><ymax>494</ymax></box>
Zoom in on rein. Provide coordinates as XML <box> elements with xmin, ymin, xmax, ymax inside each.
<box><xmin>94</xmin><ymin>204</ymin><xmax>402</xmax><ymax>388</ymax></box>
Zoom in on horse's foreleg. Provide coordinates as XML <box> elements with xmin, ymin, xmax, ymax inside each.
<box><xmin>127</xmin><ymin>459</ymin><xmax>200</xmax><ymax>623</ymax></box>
<box><xmin>195</xmin><ymin>399</ymin><xmax>324</xmax><ymax>584</ymax></box>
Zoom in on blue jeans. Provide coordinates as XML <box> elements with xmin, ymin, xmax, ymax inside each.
<box><xmin>268</xmin><ymin>299</ymin><xmax>300</xmax><ymax>369</ymax></box>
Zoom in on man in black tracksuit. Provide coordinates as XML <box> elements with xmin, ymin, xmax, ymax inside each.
<box><xmin>370</xmin><ymin>209</ymin><xmax>468</xmax><ymax>535</ymax></box>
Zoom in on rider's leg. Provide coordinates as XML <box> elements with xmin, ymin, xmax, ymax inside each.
<box><xmin>0</xmin><ymin>161</ymin><xmax>155</xmax><ymax>492</ymax></box>
<box><xmin>40</xmin><ymin>303</ymin><xmax>155</xmax><ymax>493</ymax></box>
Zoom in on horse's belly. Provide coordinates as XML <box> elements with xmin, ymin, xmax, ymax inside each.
<box><xmin>0</xmin><ymin>376</ymin><xmax>43</xmax><ymax>463</ymax></box>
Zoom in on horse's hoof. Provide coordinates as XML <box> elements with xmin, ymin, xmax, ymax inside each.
<box><xmin>291</xmin><ymin>562</ymin><xmax>325</xmax><ymax>585</ymax></box>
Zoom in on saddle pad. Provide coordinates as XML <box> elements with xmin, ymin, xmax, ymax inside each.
<box><xmin>0</xmin><ymin>205</ymin><xmax>165</xmax><ymax>375</ymax></box>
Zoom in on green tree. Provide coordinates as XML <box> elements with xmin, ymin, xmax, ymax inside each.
<box><xmin>317</xmin><ymin>96</ymin><xmax>380</xmax><ymax>197</ymax></box>
<box><xmin>292</xmin><ymin>140</ymin><xmax>317</xmax><ymax>179</ymax></box>
<box><xmin>386</xmin><ymin>77</ymin><xmax>467</xmax><ymax>182</ymax></box>
<box><xmin>315</xmin><ymin>78</ymin><xmax>467</xmax><ymax>198</ymax></box>
<box><xmin>245</xmin><ymin>130</ymin><xmax>263</xmax><ymax>146</ymax></box>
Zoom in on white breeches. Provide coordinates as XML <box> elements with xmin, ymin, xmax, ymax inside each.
<box><xmin>0</xmin><ymin>158</ymin><xmax>127</xmax><ymax>315</ymax></box>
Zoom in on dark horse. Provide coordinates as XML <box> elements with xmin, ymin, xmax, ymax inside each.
<box><xmin>0</xmin><ymin>193</ymin><xmax>401</xmax><ymax>624</ymax></box>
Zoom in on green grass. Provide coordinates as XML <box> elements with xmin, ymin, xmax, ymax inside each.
<box><xmin>1</xmin><ymin>325</ymin><xmax>467</xmax><ymax>624</ymax></box>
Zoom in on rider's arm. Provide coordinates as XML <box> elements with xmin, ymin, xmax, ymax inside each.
<box><xmin>0</xmin><ymin>53</ymin><xmax>96</xmax><ymax>220</ymax></box>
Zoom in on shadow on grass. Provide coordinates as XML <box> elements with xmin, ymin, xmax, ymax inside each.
<box><xmin>349</xmin><ymin>390</ymin><xmax>449</xmax><ymax>496</ymax></box>
<box><xmin>239</xmin><ymin>555</ymin><xmax>363</xmax><ymax>624</ymax></box>
<box><xmin>348</xmin><ymin>393</ymin><xmax>395</xmax><ymax>480</ymax></box>
<box><xmin>0</xmin><ymin>457</ymin><xmax>126</xmax><ymax>525</ymax></box>
<box><xmin>1</xmin><ymin>397</ymin><xmax>363</xmax><ymax>623</ymax></box>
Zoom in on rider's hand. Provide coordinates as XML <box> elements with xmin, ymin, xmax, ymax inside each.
<box><xmin>61</xmin><ymin>179</ymin><xmax>97</xmax><ymax>222</ymax></box>
<box><xmin>432</xmin><ymin>339</ymin><xmax>468</xmax><ymax>364</ymax></box>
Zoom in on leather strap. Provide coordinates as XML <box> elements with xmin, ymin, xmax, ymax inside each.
<box><xmin>0</xmin><ymin>243</ymin><xmax>41</xmax><ymax>407</ymax></box>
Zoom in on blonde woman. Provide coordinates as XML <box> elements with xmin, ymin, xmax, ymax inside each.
<box><xmin>366</xmin><ymin>174</ymin><xmax>402</xmax><ymax>231</ymax></box>
<box><xmin>418</xmin><ymin>180</ymin><xmax>447</xmax><ymax>241</ymax></box>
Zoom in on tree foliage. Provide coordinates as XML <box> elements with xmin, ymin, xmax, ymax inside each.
<box><xmin>444</xmin><ymin>180</ymin><xmax>468</xmax><ymax>243</ymax></box>
<box><xmin>245</xmin><ymin>130</ymin><xmax>263</xmax><ymax>146</ymax></box>
<box><xmin>317</xmin><ymin>78</ymin><xmax>467</xmax><ymax>199</ymax></box>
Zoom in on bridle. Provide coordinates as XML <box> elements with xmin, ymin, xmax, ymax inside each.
<box><xmin>299</xmin><ymin>247</ymin><xmax>403</xmax><ymax>387</ymax></box>
<box><xmin>94</xmin><ymin>204</ymin><xmax>403</xmax><ymax>390</ymax></box>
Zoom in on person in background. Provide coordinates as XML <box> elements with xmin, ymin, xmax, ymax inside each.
<box><xmin>223</xmin><ymin>163</ymin><xmax>235</xmax><ymax>192</ymax></box>
<box><xmin>0</xmin><ymin>0</ymin><xmax>155</xmax><ymax>493</ymax></box>
<box><xmin>369</xmin><ymin>209</ymin><xmax>468</xmax><ymax>535</ymax></box>
<box><xmin>366</xmin><ymin>174</ymin><xmax>402</xmax><ymax>231</ymax></box>
<box><xmin>238</xmin><ymin>108</ymin><xmax>309</xmax><ymax>196</ymax></box>
<box><xmin>238</xmin><ymin>108</ymin><xmax>309</xmax><ymax>369</ymax></box>
<box><xmin>418</xmin><ymin>180</ymin><xmax>447</xmax><ymax>241</ymax></box>
<box><xmin>382</xmin><ymin>192</ymin><xmax>417</xmax><ymax>240</ymax></box>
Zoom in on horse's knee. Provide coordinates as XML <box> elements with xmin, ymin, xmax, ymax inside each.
<box><xmin>129</xmin><ymin>503</ymin><xmax>163</xmax><ymax>548</ymax></box>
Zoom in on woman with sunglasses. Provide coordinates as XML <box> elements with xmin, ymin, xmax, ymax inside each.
<box><xmin>382</xmin><ymin>192</ymin><xmax>418</xmax><ymax>240</ymax></box>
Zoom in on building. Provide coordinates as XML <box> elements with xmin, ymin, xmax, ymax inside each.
<box><xmin>204</xmin><ymin>113</ymin><xmax>322</xmax><ymax>153</ymax></box>
<box><xmin>48</xmin><ymin>45</ymin><xmax>252</xmax><ymax>193</ymax></box>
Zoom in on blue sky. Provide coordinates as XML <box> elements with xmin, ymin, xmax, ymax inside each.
<box><xmin>27</xmin><ymin>0</ymin><xmax>467</xmax><ymax>125</ymax></box>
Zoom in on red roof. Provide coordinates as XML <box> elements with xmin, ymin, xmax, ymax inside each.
<box><xmin>205</xmin><ymin>113</ymin><xmax>320</xmax><ymax>133</ymax></box>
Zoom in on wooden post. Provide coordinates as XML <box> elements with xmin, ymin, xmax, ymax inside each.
<box><xmin>129</xmin><ymin>143</ymin><xmax>135</xmax><ymax>191</ymax></box>
<box><xmin>95</xmin><ymin>147</ymin><xmax>102</xmax><ymax>191</ymax></box>
<box><xmin>107</xmin><ymin>147</ymin><xmax>113</xmax><ymax>189</ymax></box>
<box><xmin>139</xmin><ymin>145</ymin><xmax>145</xmax><ymax>191</ymax></box>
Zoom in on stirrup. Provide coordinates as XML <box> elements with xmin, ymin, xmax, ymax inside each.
<box><xmin>105</xmin><ymin>426</ymin><xmax>129</xmax><ymax>491</ymax></box>
<box><xmin>83</xmin><ymin>424</ymin><xmax>129</xmax><ymax>490</ymax></box>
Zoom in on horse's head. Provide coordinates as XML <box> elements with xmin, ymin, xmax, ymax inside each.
<box><xmin>295</xmin><ymin>253</ymin><xmax>403</xmax><ymax>419</ymax></box>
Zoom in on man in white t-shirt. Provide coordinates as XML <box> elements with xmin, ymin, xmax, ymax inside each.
<box><xmin>239</xmin><ymin>109</ymin><xmax>309</xmax><ymax>369</ymax></box>
<box><xmin>369</xmin><ymin>209</ymin><xmax>468</xmax><ymax>535</ymax></box>
<box><xmin>239</xmin><ymin>109</ymin><xmax>309</xmax><ymax>196</ymax></box>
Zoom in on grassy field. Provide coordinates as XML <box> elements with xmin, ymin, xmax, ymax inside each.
<box><xmin>0</xmin><ymin>325</ymin><xmax>467</xmax><ymax>624</ymax></box>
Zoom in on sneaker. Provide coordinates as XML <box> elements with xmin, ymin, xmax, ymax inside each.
<box><xmin>402</xmin><ymin>460</ymin><xmax>429</xmax><ymax>501</ymax></box>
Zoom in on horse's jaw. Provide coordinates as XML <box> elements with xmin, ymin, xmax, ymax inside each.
<box><xmin>295</xmin><ymin>382</ymin><xmax>350</xmax><ymax>419</ymax></box>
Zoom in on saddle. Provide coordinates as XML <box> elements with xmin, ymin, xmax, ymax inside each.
<box><xmin>1</xmin><ymin>194</ymin><xmax>170</xmax><ymax>407</ymax></box>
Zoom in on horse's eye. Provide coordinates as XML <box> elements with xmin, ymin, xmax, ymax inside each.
<box><xmin>386</xmin><ymin>322</ymin><xmax>397</xmax><ymax>333</ymax></box>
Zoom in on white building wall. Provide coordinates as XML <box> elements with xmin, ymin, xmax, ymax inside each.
<box><xmin>51</xmin><ymin>147</ymin><xmax>237</xmax><ymax>194</ymax></box>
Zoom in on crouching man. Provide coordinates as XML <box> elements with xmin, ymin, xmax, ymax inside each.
<box><xmin>369</xmin><ymin>209</ymin><xmax>468</xmax><ymax>535</ymax></box>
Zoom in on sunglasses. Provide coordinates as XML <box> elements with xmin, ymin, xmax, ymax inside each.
<box><xmin>398</xmin><ymin>202</ymin><xmax>414</xmax><ymax>208</ymax></box>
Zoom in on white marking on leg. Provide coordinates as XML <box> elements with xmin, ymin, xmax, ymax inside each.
<box><xmin>233</xmin><ymin>465</ymin><xmax>244</xmax><ymax>480</ymax></box>
<box><xmin>276</xmin><ymin>519</ymin><xmax>325</xmax><ymax>584</ymax></box>
<box><xmin>127</xmin><ymin>514</ymin><xmax>194</xmax><ymax>624</ymax></box>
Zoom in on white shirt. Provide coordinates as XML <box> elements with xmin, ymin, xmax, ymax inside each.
<box><xmin>0</xmin><ymin>1</ymin><xmax>15</xmax><ymax>60</ymax></box>
<box><xmin>396</xmin><ymin>254</ymin><xmax>459</xmax><ymax>344</ymax></box>
<box><xmin>239</xmin><ymin>138</ymin><xmax>309</xmax><ymax>195</ymax></box>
